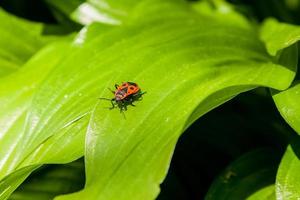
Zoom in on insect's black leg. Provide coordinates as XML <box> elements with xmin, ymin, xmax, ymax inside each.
<box><xmin>119</xmin><ymin>106</ymin><xmax>124</xmax><ymax>113</ymax></box>
<box><xmin>115</xmin><ymin>84</ymin><xmax>119</xmax><ymax>89</ymax></box>
<box><xmin>123</xmin><ymin>101</ymin><xmax>127</xmax><ymax>111</ymax></box>
<box><xmin>134</xmin><ymin>92</ymin><xmax>146</xmax><ymax>101</ymax></box>
<box><xmin>131</xmin><ymin>94</ymin><xmax>139</xmax><ymax>101</ymax></box>
<box><xmin>109</xmin><ymin>99</ymin><xmax>115</xmax><ymax>110</ymax></box>
<box><xmin>117</xmin><ymin>102</ymin><xmax>126</xmax><ymax>119</ymax></box>
<box><xmin>118</xmin><ymin>101</ymin><xmax>124</xmax><ymax>113</ymax></box>
<box><xmin>134</xmin><ymin>95</ymin><xmax>143</xmax><ymax>101</ymax></box>
<box><xmin>129</xmin><ymin>98</ymin><xmax>136</xmax><ymax>106</ymax></box>
<box><xmin>121</xmin><ymin>110</ymin><xmax>126</xmax><ymax>119</ymax></box>
<box><xmin>139</xmin><ymin>91</ymin><xmax>146</xmax><ymax>99</ymax></box>
<box><xmin>140</xmin><ymin>91</ymin><xmax>146</xmax><ymax>96</ymax></box>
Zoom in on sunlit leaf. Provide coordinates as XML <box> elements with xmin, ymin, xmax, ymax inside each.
<box><xmin>276</xmin><ymin>141</ymin><xmax>300</xmax><ymax>200</ymax></box>
<box><xmin>260</xmin><ymin>18</ymin><xmax>300</xmax><ymax>56</ymax></box>
<box><xmin>0</xmin><ymin>41</ymin><xmax>86</xmax><ymax>198</ymax></box>
<box><xmin>273</xmin><ymin>82</ymin><xmax>300</xmax><ymax>134</ymax></box>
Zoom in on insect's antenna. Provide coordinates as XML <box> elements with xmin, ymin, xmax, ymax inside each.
<box><xmin>108</xmin><ymin>88</ymin><xmax>115</xmax><ymax>94</ymax></box>
<box><xmin>98</xmin><ymin>97</ymin><xmax>111</xmax><ymax>101</ymax></box>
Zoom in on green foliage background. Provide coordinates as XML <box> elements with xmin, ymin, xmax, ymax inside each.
<box><xmin>0</xmin><ymin>0</ymin><xmax>300</xmax><ymax>199</ymax></box>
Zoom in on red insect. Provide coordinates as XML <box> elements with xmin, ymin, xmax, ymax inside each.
<box><xmin>100</xmin><ymin>82</ymin><xmax>146</xmax><ymax>112</ymax></box>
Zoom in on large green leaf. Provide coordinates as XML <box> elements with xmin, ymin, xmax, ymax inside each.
<box><xmin>0</xmin><ymin>41</ymin><xmax>87</xmax><ymax>198</ymax></box>
<box><xmin>23</xmin><ymin>2</ymin><xmax>293</xmax><ymax>200</ymax></box>
<box><xmin>0</xmin><ymin>42</ymin><xmax>67</xmax><ymax>178</ymax></box>
<box><xmin>205</xmin><ymin>149</ymin><xmax>279</xmax><ymax>200</ymax></box>
<box><xmin>0</xmin><ymin>1</ymin><xmax>297</xmax><ymax>199</ymax></box>
<box><xmin>0</xmin><ymin>8</ymin><xmax>48</xmax><ymax>77</ymax></box>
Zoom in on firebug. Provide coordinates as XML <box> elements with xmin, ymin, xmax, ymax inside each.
<box><xmin>100</xmin><ymin>82</ymin><xmax>146</xmax><ymax>112</ymax></box>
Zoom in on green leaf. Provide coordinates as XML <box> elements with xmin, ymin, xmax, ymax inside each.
<box><xmin>205</xmin><ymin>149</ymin><xmax>280</xmax><ymax>200</ymax></box>
<box><xmin>276</xmin><ymin>140</ymin><xmax>300</xmax><ymax>200</ymax></box>
<box><xmin>9</xmin><ymin>159</ymin><xmax>84</xmax><ymax>200</ymax></box>
<box><xmin>273</xmin><ymin>82</ymin><xmax>300</xmax><ymax>134</ymax></box>
<box><xmin>0</xmin><ymin>42</ymin><xmax>86</xmax><ymax>198</ymax></box>
<box><xmin>260</xmin><ymin>18</ymin><xmax>300</xmax><ymax>56</ymax></box>
<box><xmin>0</xmin><ymin>9</ymin><xmax>48</xmax><ymax>77</ymax></box>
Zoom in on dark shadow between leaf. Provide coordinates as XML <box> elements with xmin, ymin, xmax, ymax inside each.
<box><xmin>276</xmin><ymin>43</ymin><xmax>298</xmax><ymax>74</ymax></box>
<box><xmin>185</xmin><ymin>84</ymin><xmax>256</xmax><ymax>129</ymax></box>
<box><xmin>290</xmin><ymin>134</ymin><xmax>300</xmax><ymax>159</ymax></box>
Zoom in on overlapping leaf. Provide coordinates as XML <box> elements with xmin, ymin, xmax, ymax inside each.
<box><xmin>260</xmin><ymin>18</ymin><xmax>300</xmax><ymax>56</ymax></box>
<box><xmin>260</xmin><ymin>18</ymin><xmax>300</xmax><ymax>200</ymax></box>
<box><xmin>273</xmin><ymin>82</ymin><xmax>300</xmax><ymax>134</ymax></box>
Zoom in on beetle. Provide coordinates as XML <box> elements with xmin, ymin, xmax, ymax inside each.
<box><xmin>100</xmin><ymin>82</ymin><xmax>146</xmax><ymax>112</ymax></box>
